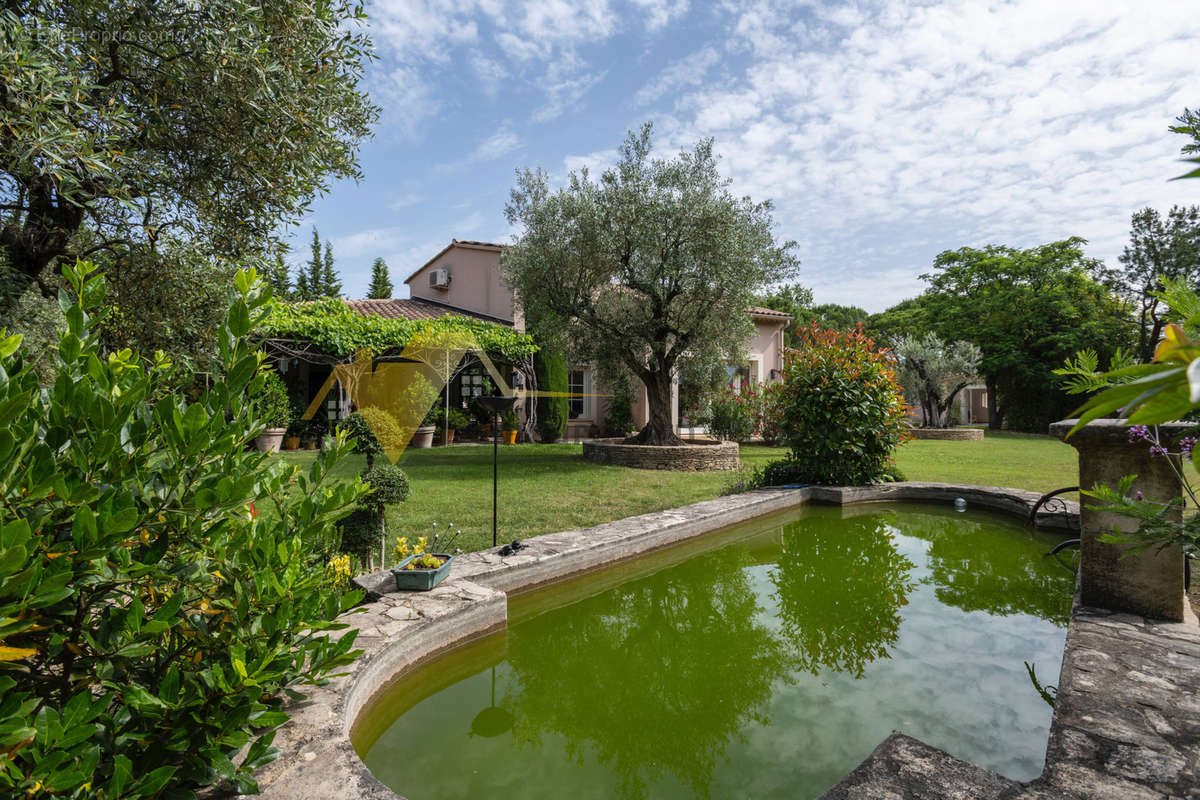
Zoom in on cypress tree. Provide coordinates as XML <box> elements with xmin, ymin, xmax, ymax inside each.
<box><xmin>534</xmin><ymin>344</ymin><xmax>569</xmax><ymax>442</ymax></box>
<box><xmin>266</xmin><ymin>253</ymin><xmax>292</xmax><ymax>299</ymax></box>
<box><xmin>368</xmin><ymin>257</ymin><xmax>394</xmax><ymax>299</ymax></box>
<box><xmin>321</xmin><ymin>241</ymin><xmax>342</xmax><ymax>298</ymax></box>
<box><xmin>303</xmin><ymin>228</ymin><xmax>323</xmax><ymax>300</ymax></box>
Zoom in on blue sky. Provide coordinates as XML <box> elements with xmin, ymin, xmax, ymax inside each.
<box><xmin>292</xmin><ymin>0</ymin><xmax>1199</xmax><ymax>312</ymax></box>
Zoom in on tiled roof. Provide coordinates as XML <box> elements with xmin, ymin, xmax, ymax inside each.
<box><xmin>343</xmin><ymin>297</ymin><xmax>513</xmax><ymax>326</ymax></box>
<box><xmin>748</xmin><ymin>305</ymin><xmax>792</xmax><ymax>320</ymax></box>
<box><xmin>451</xmin><ymin>238</ymin><xmax>504</xmax><ymax>250</ymax></box>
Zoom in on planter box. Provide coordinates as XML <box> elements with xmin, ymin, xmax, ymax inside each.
<box><xmin>255</xmin><ymin>428</ymin><xmax>286</xmax><ymax>453</ymax></box>
<box><xmin>411</xmin><ymin>425</ymin><xmax>436</xmax><ymax>449</ymax></box>
<box><xmin>391</xmin><ymin>553</ymin><xmax>455</xmax><ymax>591</ymax></box>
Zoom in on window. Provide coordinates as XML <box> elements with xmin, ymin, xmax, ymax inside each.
<box><xmin>460</xmin><ymin>370</ymin><xmax>492</xmax><ymax>400</ymax></box>
<box><xmin>568</xmin><ymin>369</ymin><xmax>586</xmax><ymax>419</ymax></box>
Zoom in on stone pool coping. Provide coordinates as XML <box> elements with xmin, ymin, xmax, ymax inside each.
<box><xmin>256</xmin><ymin>481</ymin><xmax>1102</xmax><ymax>799</ymax></box>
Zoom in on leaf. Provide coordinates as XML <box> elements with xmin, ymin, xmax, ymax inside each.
<box><xmin>0</xmin><ymin>645</ymin><xmax>36</xmax><ymax>660</ymax></box>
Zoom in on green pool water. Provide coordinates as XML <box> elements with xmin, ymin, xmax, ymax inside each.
<box><xmin>355</xmin><ymin>503</ymin><xmax>1075</xmax><ymax>800</ymax></box>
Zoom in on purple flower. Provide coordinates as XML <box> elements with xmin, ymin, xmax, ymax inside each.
<box><xmin>1180</xmin><ymin>436</ymin><xmax>1197</xmax><ymax>457</ymax></box>
<box><xmin>1150</xmin><ymin>444</ymin><xmax>1168</xmax><ymax>458</ymax></box>
<box><xmin>1135</xmin><ymin>490</ymin><xmax>1144</xmax><ymax>501</ymax></box>
<box><xmin>1128</xmin><ymin>425</ymin><xmax>1151</xmax><ymax>443</ymax></box>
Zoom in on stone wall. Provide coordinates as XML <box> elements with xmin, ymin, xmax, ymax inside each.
<box><xmin>581</xmin><ymin>437</ymin><xmax>740</xmax><ymax>471</ymax></box>
<box><xmin>907</xmin><ymin>427</ymin><xmax>985</xmax><ymax>441</ymax></box>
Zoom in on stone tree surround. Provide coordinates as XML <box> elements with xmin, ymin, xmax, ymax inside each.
<box><xmin>908</xmin><ymin>427</ymin><xmax>985</xmax><ymax>441</ymax></box>
<box><xmin>581</xmin><ymin>437</ymin><xmax>740</xmax><ymax>470</ymax></box>
<box><xmin>253</xmin><ymin>479</ymin><xmax>1200</xmax><ymax>800</ymax></box>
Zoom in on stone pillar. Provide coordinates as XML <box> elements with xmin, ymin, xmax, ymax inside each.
<box><xmin>1050</xmin><ymin>419</ymin><xmax>1187</xmax><ymax>621</ymax></box>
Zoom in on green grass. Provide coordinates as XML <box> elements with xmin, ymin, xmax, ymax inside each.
<box><xmin>893</xmin><ymin>431</ymin><xmax>1080</xmax><ymax>494</ymax></box>
<box><xmin>279</xmin><ymin>431</ymin><xmax>1122</xmax><ymax>557</ymax></box>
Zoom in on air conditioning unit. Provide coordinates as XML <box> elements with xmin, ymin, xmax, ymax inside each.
<box><xmin>429</xmin><ymin>268</ymin><xmax>451</xmax><ymax>289</ymax></box>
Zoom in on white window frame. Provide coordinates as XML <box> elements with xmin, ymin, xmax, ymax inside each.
<box><xmin>567</xmin><ymin>367</ymin><xmax>592</xmax><ymax>421</ymax></box>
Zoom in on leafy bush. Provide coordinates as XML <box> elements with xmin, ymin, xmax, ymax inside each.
<box><xmin>758</xmin><ymin>382</ymin><xmax>785</xmax><ymax>446</ymax></box>
<box><xmin>534</xmin><ymin>345</ymin><xmax>568</xmax><ymax>442</ymax></box>
<box><xmin>442</xmin><ymin>407</ymin><xmax>470</xmax><ymax>429</ymax></box>
<box><xmin>708</xmin><ymin>384</ymin><xmax>757</xmax><ymax>442</ymax></box>
<box><xmin>251</xmin><ymin>368</ymin><xmax>292</xmax><ymax>429</ymax></box>
<box><xmin>339</xmin><ymin>407</ymin><xmax>405</xmax><ymax>467</ymax></box>
<box><xmin>501</xmin><ymin>410</ymin><xmax>520</xmax><ymax>431</ymax></box>
<box><xmin>0</xmin><ymin>262</ymin><xmax>367</xmax><ymax>797</ymax></box>
<box><xmin>339</xmin><ymin>464</ymin><xmax>410</xmax><ymax>562</ymax></box>
<box><xmin>777</xmin><ymin>324</ymin><xmax>909</xmax><ymax>485</ymax></box>
<box><xmin>603</xmin><ymin>386</ymin><xmax>636</xmax><ymax>436</ymax></box>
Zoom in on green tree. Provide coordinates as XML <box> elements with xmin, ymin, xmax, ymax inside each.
<box><xmin>1171</xmin><ymin>107</ymin><xmax>1200</xmax><ymax>156</ymax></box>
<box><xmin>322</xmin><ymin>241</ymin><xmax>341</xmax><ymax>298</ymax></box>
<box><xmin>96</xmin><ymin>241</ymin><xmax>235</xmax><ymax>371</ymax></box>
<box><xmin>301</xmin><ymin>229</ymin><xmax>324</xmax><ymax>301</ymax></box>
<box><xmin>533</xmin><ymin>343</ymin><xmax>568</xmax><ymax>442</ymax></box>
<box><xmin>864</xmin><ymin>295</ymin><xmax>934</xmax><ymax>347</ymax></box>
<box><xmin>0</xmin><ymin>3</ymin><xmax>376</xmax><ymax>297</ymax></box>
<box><xmin>921</xmin><ymin>238</ymin><xmax>1135</xmax><ymax>432</ymax></box>
<box><xmin>806</xmin><ymin>303</ymin><xmax>869</xmax><ymax>332</ymax></box>
<box><xmin>1107</xmin><ymin>206</ymin><xmax>1200</xmax><ymax>363</ymax></box>
<box><xmin>894</xmin><ymin>333</ymin><xmax>981</xmax><ymax>428</ymax></box>
<box><xmin>368</xmin><ymin>257</ymin><xmax>394</xmax><ymax>299</ymax></box>
<box><xmin>0</xmin><ymin>262</ymin><xmax>366</xmax><ymax>796</ymax></box>
<box><xmin>502</xmin><ymin>124</ymin><xmax>799</xmax><ymax>445</ymax></box>
<box><xmin>265</xmin><ymin>253</ymin><xmax>293</xmax><ymax>301</ymax></box>
<box><xmin>756</xmin><ymin>283</ymin><xmax>812</xmax><ymax>346</ymax></box>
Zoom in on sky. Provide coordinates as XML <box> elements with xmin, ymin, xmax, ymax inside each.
<box><xmin>292</xmin><ymin>0</ymin><xmax>1200</xmax><ymax>313</ymax></box>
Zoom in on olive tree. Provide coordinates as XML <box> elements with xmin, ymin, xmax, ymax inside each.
<box><xmin>502</xmin><ymin>124</ymin><xmax>799</xmax><ymax>445</ymax></box>
<box><xmin>0</xmin><ymin>2</ymin><xmax>377</xmax><ymax>296</ymax></box>
<box><xmin>894</xmin><ymin>333</ymin><xmax>981</xmax><ymax>428</ymax></box>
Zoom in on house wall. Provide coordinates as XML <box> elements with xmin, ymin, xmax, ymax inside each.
<box><xmin>406</xmin><ymin>244</ymin><xmax>519</xmax><ymax>329</ymax></box>
<box><xmin>748</xmin><ymin>318</ymin><xmax>788</xmax><ymax>379</ymax></box>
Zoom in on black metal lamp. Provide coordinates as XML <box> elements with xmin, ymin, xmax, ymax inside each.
<box><xmin>475</xmin><ymin>394</ymin><xmax>517</xmax><ymax>547</ymax></box>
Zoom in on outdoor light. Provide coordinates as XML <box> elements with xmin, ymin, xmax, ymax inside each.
<box><xmin>476</xmin><ymin>393</ymin><xmax>518</xmax><ymax>547</ymax></box>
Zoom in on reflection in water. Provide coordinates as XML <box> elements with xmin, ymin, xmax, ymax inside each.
<box><xmin>504</xmin><ymin>547</ymin><xmax>791</xmax><ymax>800</ymax></box>
<box><xmin>359</xmin><ymin>504</ymin><xmax>1075</xmax><ymax>800</ymax></box>
<box><xmin>772</xmin><ymin>514</ymin><xmax>916</xmax><ymax>678</ymax></box>
<box><xmin>900</xmin><ymin>513</ymin><xmax>1074</xmax><ymax>625</ymax></box>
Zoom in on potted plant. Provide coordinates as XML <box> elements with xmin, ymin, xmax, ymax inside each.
<box><xmin>391</xmin><ymin>524</ymin><xmax>463</xmax><ymax>591</ymax></box>
<box><xmin>283</xmin><ymin>417</ymin><xmax>303</xmax><ymax>451</ymax></box>
<box><xmin>440</xmin><ymin>407</ymin><xmax>469</xmax><ymax>446</ymax></box>
<box><xmin>411</xmin><ymin>406</ymin><xmax>438</xmax><ymax>449</ymax></box>
<box><xmin>473</xmin><ymin>400</ymin><xmax>494</xmax><ymax>440</ymax></box>
<box><xmin>301</xmin><ymin>417</ymin><xmax>326</xmax><ymax>450</ymax></box>
<box><xmin>251</xmin><ymin>370</ymin><xmax>291</xmax><ymax>453</ymax></box>
<box><xmin>501</xmin><ymin>410</ymin><xmax>520</xmax><ymax>445</ymax></box>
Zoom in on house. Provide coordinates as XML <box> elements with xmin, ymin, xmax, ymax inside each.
<box><xmin>358</xmin><ymin>238</ymin><xmax>792</xmax><ymax>440</ymax></box>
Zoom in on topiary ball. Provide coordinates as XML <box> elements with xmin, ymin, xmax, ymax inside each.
<box><xmin>360</xmin><ymin>463</ymin><xmax>411</xmax><ymax>509</ymax></box>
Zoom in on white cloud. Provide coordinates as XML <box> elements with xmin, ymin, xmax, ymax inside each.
<box><xmin>633</xmin><ymin>47</ymin><xmax>719</xmax><ymax>107</ymax></box>
<box><xmin>628</xmin><ymin>0</ymin><xmax>1200</xmax><ymax>310</ymax></box>
<box><xmin>630</xmin><ymin>0</ymin><xmax>690</xmax><ymax>31</ymax></box>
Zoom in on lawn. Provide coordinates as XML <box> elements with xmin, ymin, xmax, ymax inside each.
<box><xmin>281</xmin><ymin>430</ymin><xmax>1099</xmax><ymax>557</ymax></box>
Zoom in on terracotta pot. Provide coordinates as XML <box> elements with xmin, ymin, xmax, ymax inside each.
<box><xmin>503</xmin><ymin>429</ymin><xmax>518</xmax><ymax>445</ymax></box>
<box><xmin>282</xmin><ymin>436</ymin><xmax>301</xmax><ymax>451</ymax></box>
<box><xmin>443</xmin><ymin>428</ymin><xmax>456</xmax><ymax>445</ymax></box>
<box><xmin>411</xmin><ymin>425</ymin><xmax>436</xmax><ymax>449</ymax></box>
<box><xmin>255</xmin><ymin>428</ymin><xmax>286</xmax><ymax>453</ymax></box>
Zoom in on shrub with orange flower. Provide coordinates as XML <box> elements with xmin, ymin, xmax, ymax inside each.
<box><xmin>775</xmin><ymin>323</ymin><xmax>910</xmax><ymax>485</ymax></box>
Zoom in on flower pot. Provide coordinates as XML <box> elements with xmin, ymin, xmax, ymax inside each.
<box><xmin>503</xmin><ymin>429</ymin><xmax>518</xmax><ymax>445</ymax></box>
<box><xmin>392</xmin><ymin>553</ymin><xmax>455</xmax><ymax>591</ymax></box>
<box><xmin>282</xmin><ymin>436</ymin><xmax>301</xmax><ymax>450</ymax></box>
<box><xmin>477</xmin><ymin>423</ymin><xmax>493</xmax><ymax>440</ymax></box>
<box><xmin>255</xmin><ymin>428</ymin><xmax>286</xmax><ymax>453</ymax></box>
<box><xmin>411</xmin><ymin>425</ymin><xmax>436</xmax><ymax>449</ymax></box>
<box><xmin>442</xmin><ymin>428</ymin><xmax>456</xmax><ymax>446</ymax></box>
